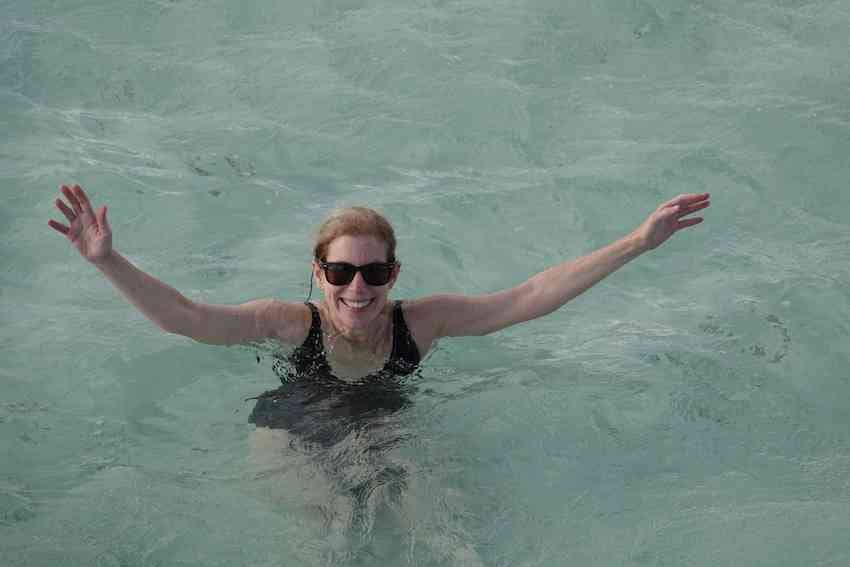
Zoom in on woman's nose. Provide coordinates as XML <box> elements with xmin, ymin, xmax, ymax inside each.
<box><xmin>348</xmin><ymin>270</ymin><xmax>369</xmax><ymax>290</ymax></box>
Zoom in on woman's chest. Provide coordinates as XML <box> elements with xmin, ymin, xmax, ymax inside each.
<box><xmin>322</xmin><ymin>334</ymin><xmax>393</xmax><ymax>381</ymax></box>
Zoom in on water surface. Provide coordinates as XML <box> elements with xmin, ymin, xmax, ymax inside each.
<box><xmin>2</xmin><ymin>1</ymin><xmax>850</xmax><ymax>565</ymax></box>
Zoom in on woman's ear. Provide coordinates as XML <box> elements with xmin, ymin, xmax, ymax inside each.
<box><xmin>312</xmin><ymin>260</ymin><xmax>324</xmax><ymax>287</ymax></box>
<box><xmin>388</xmin><ymin>261</ymin><xmax>401</xmax><ymax>288</ymax></box>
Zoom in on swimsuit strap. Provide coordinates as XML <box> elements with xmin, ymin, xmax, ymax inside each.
<box><xmin>278</xmin><ymin>302</ymin><xmax>332</xmax><ymax>380</ymax></box>
<box><xmin>303</xmin><ymin>301</ymin><xmax>323</xmax><ymax>351</ymax></box>
<box><xmin>387</xmin><ymin>300</ymin><xmax>421</xmax><ymax>374</ymax></box>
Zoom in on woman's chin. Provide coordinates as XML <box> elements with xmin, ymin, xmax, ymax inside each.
<box><xmin>334</xmin><ymin>300</ymin><xmax>378</xmax><ymax>328</ymax></box>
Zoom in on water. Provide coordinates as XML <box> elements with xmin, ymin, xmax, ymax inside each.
<box><xmin>2</xmin><ymin>0</ymin><xmax>850</xmax><ymax>564</ymax></box>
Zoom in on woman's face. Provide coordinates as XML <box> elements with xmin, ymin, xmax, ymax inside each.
<box><xmin>314</xmin><ymin>235</ymin><xmax>399</xmax><ymax>331</ymax></box>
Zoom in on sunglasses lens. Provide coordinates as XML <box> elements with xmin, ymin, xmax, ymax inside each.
<box><xmin>362</xmin><ymin>264</ymin><xmax>392</xmax><ymax>286</ymax></box>
<box><xmin>324</xmin><ymin>264</ymin><xmax>356</xmax><ymax>285</ymax></box>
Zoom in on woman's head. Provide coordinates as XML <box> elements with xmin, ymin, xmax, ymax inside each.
<box><xmin>313</xmin><ymin>206</ymin><xmax>396</xmax><ymax>263</ymax></box>
<box><xmin>312</xmin><ymin>207</ymin><xmax>400</xmax><ymax>332</ymax></box>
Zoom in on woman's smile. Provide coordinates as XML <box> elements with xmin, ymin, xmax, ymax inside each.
<box><xmin>340</xmin><ymin>297</ymin><xmax>374</xmax><ymax>310</ymax></box>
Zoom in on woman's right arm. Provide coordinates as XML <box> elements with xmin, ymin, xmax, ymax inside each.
<box><xmin>48</xmin><ymin>184</ymin><xmax>309</xmax><ymax>346</ymax></box>
<box><xmin>92</xmin><ymin>251</ymin><xmax>309</xmax><ymax>345</ymax></box>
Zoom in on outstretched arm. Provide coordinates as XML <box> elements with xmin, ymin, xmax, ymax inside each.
<box><xmin>48</xmin><ymin>185</ymin><xmax>308</xmax><ymax>346</ymax></box>
<box><xmin>407</xmin><ymin>193</ymin><xmax>710</xmax><ymax>343</ymax></box>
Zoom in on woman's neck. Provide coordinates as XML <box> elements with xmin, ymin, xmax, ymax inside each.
<box><xmin>321</xmin><ymin>301</ymin><xmax>392</xmax><ymax>355</ymax></box>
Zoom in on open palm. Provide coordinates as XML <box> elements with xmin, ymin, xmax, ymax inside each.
<box><xmin>48</xmin><ymin>185</ymin><xmax>112</xmax><ymax>263</ymax></box>
<box><xmin>636</xmin><ymin>193</ymin><xmax>710</xmax><ymax>250</ymax></box>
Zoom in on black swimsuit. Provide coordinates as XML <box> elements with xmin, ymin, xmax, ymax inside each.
<box><xmin>281</xmin><ymin>300</ymin><xmax>421</xmax><ymax>382</ymax></box>
<box><xmin>248</xmin><ymin>300</ymin><xmax>421</xmax><ymax>436</ymax></box>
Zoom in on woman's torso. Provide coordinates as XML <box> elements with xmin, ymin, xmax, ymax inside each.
<box><xmin>285</xmin><ymin>300</ymin><xmax>421</xmax><ymax>383</ymax></box>
<box><xmin>249</xmin><ymin>300</ymin><xmax>421</xmax><ymax>434</ymax></box>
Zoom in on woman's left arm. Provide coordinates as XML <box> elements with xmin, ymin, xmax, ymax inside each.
<box><xmin>407</xmin><ymin>193</ymin><xmax>710</xmax><ymax>342</ymax></box>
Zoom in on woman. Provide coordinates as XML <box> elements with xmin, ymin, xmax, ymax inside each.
<box><xmin>49</xmin><ymin>184</ymin><xmax>710</xmax><ymax>555</ymax></box>
<box><xmin>48</xmin><ymin>184</ymin><xmax>710</xmax><ymax>423</ymax></box>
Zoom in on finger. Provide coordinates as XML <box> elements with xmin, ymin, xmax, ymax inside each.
<box><xmin>664</xmin><ymin>192</ymin><xmax>710</xmax><ymax>209</ymax></box>
<box><xmin>678</xmin><ymin>193</ymin><xmax>710</xmax><ymax>206</ymax></box>
<box><xmin>676</xmin><ymin>217</ymin><xmax>703</xmax><ymax>230</ymax></box>
<box><xmin>663</xmin><ymin>193</ymin><xmax>687</xmax><ymax>208</ymax></box>
<box><xmin>677</xmin><ymin>200</ymin><xmax>710</xmax><ymax>216</ymax></box>
<box><xmin>55</xmin><ymin>198</ymin><xmax>77</xmax><ymax>223</ymax></box>
<box><xmin>61</xmin><ymin>185</ymin><xmax>83</xmax><ymax>213</ymax></box>
<box><xmin>73</xmin><ymin>184</ymin><xmax>95</xmax><ymax>216</ymax></box>
<box><xmin>48</xmin><ymin>219</ymin><xmax>70</xmax><ymax>235</ymax></box>
<box><xmin>96</xmin><ymin>205</ymin><xmax>110</xmax><ymax>233</ymax></box>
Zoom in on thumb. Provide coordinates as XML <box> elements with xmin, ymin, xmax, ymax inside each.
<box><xmin>96</xmin><ymin>206</ymin><xmax>111</xmax><ymax>233</ymax></box>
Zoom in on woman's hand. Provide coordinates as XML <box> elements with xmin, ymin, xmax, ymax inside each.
<box><xmin>633</xmin><ymin>193</ymin><xmax>710</xmax><ymax>251</ymax></box>
<box><xmin>48</xmin><ymin>184</ymin><xmax>113</xmax><ymax>264</ymax></box>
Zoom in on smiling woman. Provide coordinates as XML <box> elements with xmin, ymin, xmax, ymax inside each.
<box><xmin>46</xmin><ymin>182</ymin><xmax>710</xmax><ymax>562</ymax></box>
<box><xmin>47</xmin><ymin>183</ymin><xmax>710</xmax><ymax>410</ymax></box>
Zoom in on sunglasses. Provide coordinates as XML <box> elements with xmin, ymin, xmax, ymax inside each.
<box><xmin>318</xmin><ymin>261</ymin><xmax>396</xmax><ymax>286</ymax></box>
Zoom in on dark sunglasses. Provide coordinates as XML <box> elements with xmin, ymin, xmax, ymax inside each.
<box><xmin>319</xmin><ymin>261</ymin><xmax>396</xmax><ymax>286</ymax></box>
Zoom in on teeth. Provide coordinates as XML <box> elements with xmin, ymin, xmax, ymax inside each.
<box><xmin>342</xmin><ymin>298</ymin><xmax>371</xmax><ymax>309</ymax></box>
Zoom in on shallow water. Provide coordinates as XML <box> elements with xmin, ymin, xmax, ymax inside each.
<box><xmin>2</xmin><ymin>0</ymin><xmax>850</xmax><ymax>565</ymax></box>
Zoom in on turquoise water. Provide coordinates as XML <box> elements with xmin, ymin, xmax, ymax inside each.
<box><xmin>3</xmin><ymin>0</ymin><xmax>850</xmax><ymax>564</ymax></box>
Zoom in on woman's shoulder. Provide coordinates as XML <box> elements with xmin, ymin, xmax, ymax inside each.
<box><xmin>397</xmin><ymin>294</ymin><xmax>457</xmax><ymax>320</ymax></box>
<box><xmin>260</xmin><ymin>299</ymin><xmax>313</xmax><ymax>346</ymax></box>
<box><xmin>394</xmin><ymin>296</ymin><xmax>452</xmax><ymax>355</ymax></box>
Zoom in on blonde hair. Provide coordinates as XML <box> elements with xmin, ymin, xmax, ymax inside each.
<box><xmin>313</xmin><ymin>207</ymin><xmax>397</xmax><ymax>262</ymax></box>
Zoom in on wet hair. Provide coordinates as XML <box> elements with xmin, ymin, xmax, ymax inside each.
<box><xmin>313</xmin><ymin>207</ymin><xmax>397</xmax><ymax>262</ymax></box>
